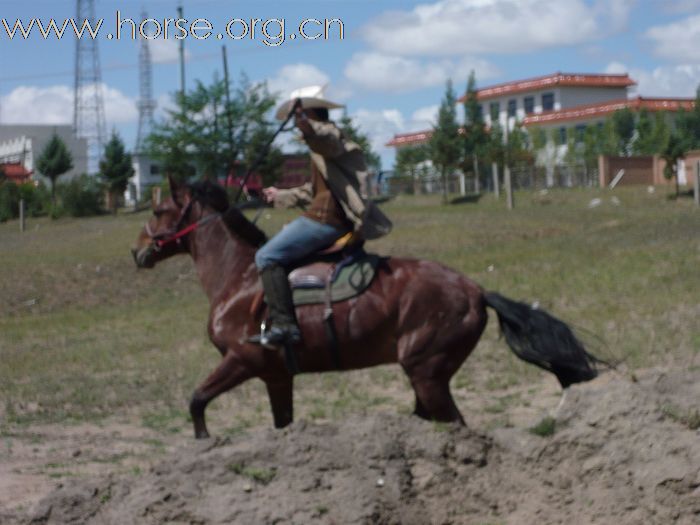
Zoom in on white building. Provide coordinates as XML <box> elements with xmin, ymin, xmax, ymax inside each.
<box><xmin>0</xmin><ymin>124</ymin><xmax>88</xmax><ymax>182</ymax></box>
<box><xmin>387</xmin><ymin>72</ymin><xmax>694</xmax><ymax>184</ymax></box>
<box><xmin>125</xmin><ymin>153</ymin><xmax>161</xmax><ymax>205</ymax></box>
<box><xmin>473</xmin><ymin>72</ymin><xmax>635</xmax><ymax>131</ymax></box>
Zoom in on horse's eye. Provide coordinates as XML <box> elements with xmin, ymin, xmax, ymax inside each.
<box><xmin>154</xmin><ymin>210</ymin><xmax>164</xmax><ymax>217</ymax></box>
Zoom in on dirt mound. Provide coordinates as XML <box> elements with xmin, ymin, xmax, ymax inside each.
<box><xmin>11</xmin><ymin>369</ymin><xmax>700</xmax><ymax>525</ymax></box>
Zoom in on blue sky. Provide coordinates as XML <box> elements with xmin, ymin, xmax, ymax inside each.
<box><xmin>2</xmin><ymin>0</ymin><xmax>700</xmax><ymax>168</ymax></box>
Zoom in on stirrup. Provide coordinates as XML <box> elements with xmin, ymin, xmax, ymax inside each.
<box><xmin>249</xmin><ymin>320</ymin><xmax>301</xmax><ymax>348</ymax></box>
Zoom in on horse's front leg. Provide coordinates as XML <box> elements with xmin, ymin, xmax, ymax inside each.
<box><xmin>189</xmin><ymin>350</ymin><xmax>253</xmax><ymax>439</ymax></box>
<box><xmin>264</xmin><ymin>377</ymin><xmax>294</xmax><ymax>428</ymax></box>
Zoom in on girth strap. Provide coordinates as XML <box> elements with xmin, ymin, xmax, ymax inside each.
<box><xmin>323</xmin><ymin>265</ymin><xmax>342</xmax><ymax>370</ymax></box>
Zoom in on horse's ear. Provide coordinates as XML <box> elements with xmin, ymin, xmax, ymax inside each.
<box><xmin>169</xmin><ymin>175</ymin><xmax>192</xmax><ymax>207</ymax></box>
<box><xmin>168</xmin><ymin>175</ymin><xmax>180</xmax><ymax>205</ymax></box>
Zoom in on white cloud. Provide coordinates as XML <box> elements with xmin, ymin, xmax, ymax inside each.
<box><xmin>102</xmin><ymin>85</ymin><xmax>139</xmax><ymax>123</ymax></box>
<box><xmin>154</xmin><ymin>92</ymin><xmax>175</xmax><ymax>120</ymax></box>
<box><xmin>606</xmin><ymin>61</ymin><xmax>700</xmax><ymax>97</ymax></box>
<box><xmin>652</xmin><ymin>0</ymin><xmax>700</xmax><ymax>13</ymax></box>
<box><xmin>647</xmin><ymin>14</ymin><xmax>700</xmax><ymax>63</ymax></box>
<box><xmin>410</xmin><ymin>105</ymin><xmax>439</xmax><ymax>128</ymax></box>
<box><xmin>350</xmin><ymin>108</ymin><xmax>406</xmax><ymax>167</ymax></box>
<box><xmin>1</xmin><ymin>84</ymin><xmax>138</xmax><ymax>126</ymax></box>
<box><xmin>347</xmin><ymin>105</ymin><xmax>449</xmax><ymax>168</ymax></box>
<box><xmin>344</xmin><ymin>52</ymin><xmax>498</xmax><ymax>93</ymax></box>
<box><xmin>147</xmin><ymin>38</ymin><xmax>191</xmax><ymax>64</ymax></box>
<box><xmin>360</xmin><ymin>0</ymin><xmax>630</xmax><ymax>57</ymax></box>
<box><xmin>267</xmin><ymin>63</ymin><xmax>331</xmax><ymax>102</ymax></box>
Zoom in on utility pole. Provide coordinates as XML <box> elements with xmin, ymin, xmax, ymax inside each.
<box><xmin>504</xmin><ymin>120</ymin><xmax>514</xmax><ymax>210</ymax></box>
<box><xmin>177</xmin><ymin>4</ymin><xmax>186</xmax><ymax>97</ymax></box>
<box><xmin>221</xmin><ymin>45</ymin><xmax>235</xmax><ymax>170</ymax></box>
<box><xmin>695</xmin><ymin>161</ymin><xmax>700</xmax><ymax>208</ymax></box>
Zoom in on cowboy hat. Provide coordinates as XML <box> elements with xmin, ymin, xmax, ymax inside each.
<box><xmin>275</xmin><ymin>85</ymin><xmax>344</xmax><ymax>120</ymax></box>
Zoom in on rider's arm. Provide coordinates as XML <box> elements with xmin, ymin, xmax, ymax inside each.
<box><xmin>297</xmin><ymin>115</ymin><xmax>345</xmax><ymax>158</ymax></box>
<box><xmin>265</xmin><ymin>183</ymin><xmax>312</xmax><ymax>208</ymax></box>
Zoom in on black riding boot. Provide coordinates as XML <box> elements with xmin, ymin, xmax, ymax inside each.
<box><xmin>251</xmin><ymin>263</ymin><xmax>301</xmax><ymax>347</ymax></box>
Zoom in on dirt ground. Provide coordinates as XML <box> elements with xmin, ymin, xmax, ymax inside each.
<box><xmin>1</xmin><ymin>367</ymin><xmax>698</xmax><ymax>525</ymax></box>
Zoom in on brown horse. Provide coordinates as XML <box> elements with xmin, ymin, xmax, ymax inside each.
<box><xmin>132</xmin><ymin>179</ymin><xmax>604</xmax><ymax>439</ymax></box>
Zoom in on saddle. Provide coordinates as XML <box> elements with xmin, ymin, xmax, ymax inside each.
<box><xmin>250</xmin><ymin>233</ymin><xmax>383</xmax><ymax>315</ymax></box>
<box><xmin>289</xmin><ymin>250</ymin><xmax>381</xmax><ymax>305</ymax></box>
<box><xmin>250</xmin><ymin>234</ymin><xmax>385</xmax><ymax>373</ymax></box>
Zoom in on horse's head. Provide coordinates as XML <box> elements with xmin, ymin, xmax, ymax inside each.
<box><xmin>131</xmin><ymin>176</ymin><xmax>197</xmax><ymax>269</ymax></box>
<box><xmin>132</xmin><ymin>176</ymin><xmax>268</xmax><ymax>268</ymax></box>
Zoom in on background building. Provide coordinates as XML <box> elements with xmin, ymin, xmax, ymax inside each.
<box><xmin>387</xmin><ymin>71</ymin><xmax>695</xmax><ymax>188</ymax></box>
<box><xmin>125</xmin><ymin>154</ymin><xmax>161</xmax><ymax>205</ymax></box>
<box><xmin>0</xmin><ymin>124</ymin><xmax>88</xmax><ymax>184</ymax></box>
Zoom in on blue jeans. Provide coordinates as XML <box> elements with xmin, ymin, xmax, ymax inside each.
<box><xmin>255</xmin><ymin>216</ymin><xmax>347</xmax><ymax>270</ymax></box>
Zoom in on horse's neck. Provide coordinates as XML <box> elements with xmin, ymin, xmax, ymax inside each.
<box><xmin>189</xmin><ymin>219</ymin><xmax>257</xmax><ymax>304</ymax></box>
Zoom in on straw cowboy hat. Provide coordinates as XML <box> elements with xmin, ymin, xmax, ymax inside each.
<box><xmin>275</xmin><ymin>85</ymin><xmax>344</xmax><ymax>120</ymax></box>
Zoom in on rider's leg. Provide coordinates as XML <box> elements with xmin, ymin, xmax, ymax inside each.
<box><xmin>253</xmin><ymin>216</ymin><xmax>347</xmax><ymax>346</ymax></box>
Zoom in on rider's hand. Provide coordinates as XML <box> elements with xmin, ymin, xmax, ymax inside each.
<box><xmin>262</xmin><ymin>186</ymin><xmax>279</xmax><ymax>203</ymax></box>
<box><xmin>294</xmin><ymin>105</ymin><xmax>313</xmax><ymax>136</ymax></box>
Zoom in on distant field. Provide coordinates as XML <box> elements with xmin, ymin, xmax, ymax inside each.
<box><xmin>1</xmin><ymin>187</ymin><xmax>699</xmax><ymax>433</ymax></box>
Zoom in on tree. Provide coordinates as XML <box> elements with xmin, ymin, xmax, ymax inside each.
<box><xmin>147</xmin><ymin>74</ymin><xmax>283</xmax><ymax>187</ymax></box>
<box><xmin>394</xmin><ymin>145</ymin><xmax>429</xmax><ymax>194</ymax></box>
<box><xmin>100</xmin><ymin>131</ymin><xmax>134</xmax><ymax>213</ymax></box>
<box><xmin>662</xmin><ymin>132</ymin><xmax>686</xmax><ymax>198</ymax></box>
<box><xmin>505</xmin><ymin>123</ymin><xmax>531</xmax><ymax>166</ymax></box>
<box><xmin>241</xmin><ymin>124</ymin><xmax>284</xmax><ymax>187</ymax></box>
<box><xmin>36</xmin><ymin>133</ymin><xmax>73</xmax><ymax>211</ymax></box>
<box><xmin>582</xmin><ymin>125</ymin><xmax>602</xmax><ymax>173</ymax></box>
<box><xmin>598</xmin><ymin>119</ymin><xmax>621</xmax><ymax>156</ymax></box>
<box><xmin>650</xmin><ymin>112</ymin><xmax>671</xmax><ymax>153</ymax></box>
<box><xmin>430</xmin><ymin>79</ymin><xmax>461</xmax><ymax>203</ymax></box>
<box><xmin>633</xmin><ymin>109</ymin><xmax>654</xmax><ymax>155</ymax></box>
<box><xmin>339</xmin><ymin>112</ymin><xmax>382</xmax><ymax>173</ymax></box>
<box><xmin>612</xmin><ymin>108</ymin><xmax>635</xmax><ymax>155</ymax></box>
<box><xmin>632</xmin><ymin>109</ymin><xmax>670</xmax><ymax>156</ymax></box>
<box><xmin>462</xmin><ymin>70</ymin><xmax>489</xmax><ymax>193</ymax></box>
<box><xmin>675</xmin><ymin>87</ymin><xmax>700</xmax><ymax>151</ymax></box>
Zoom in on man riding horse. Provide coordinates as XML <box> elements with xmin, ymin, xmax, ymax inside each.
<box><xmin>245</xmin><ymin>89</ymin><xmax>392</xmax><ymax>347</ymax></box>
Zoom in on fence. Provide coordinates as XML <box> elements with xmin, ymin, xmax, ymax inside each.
<box><xmin>387</xmin><ymin>164</ymin><xmax>599</xmax><ymax>196</ymax></box>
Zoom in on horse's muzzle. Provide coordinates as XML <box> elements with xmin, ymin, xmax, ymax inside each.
<box><xmin>131</xmin><ymin>245</ymin><xmax>156</xmax><ymax>268</ymax></box>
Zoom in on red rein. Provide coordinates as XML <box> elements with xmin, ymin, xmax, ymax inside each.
<box><xmin>148</xmin><ymin>207</ymin><xmax>220</xmax><ymax>251</ymax></box>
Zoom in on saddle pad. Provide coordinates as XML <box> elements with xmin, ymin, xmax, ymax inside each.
<box><xmin>291</xmin><ymin>253</ymin><xmax>382</xmax><ymax>306</ymax></box>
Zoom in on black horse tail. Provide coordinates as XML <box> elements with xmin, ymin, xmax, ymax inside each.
<box><xmin>484</xmin><ymin>291</ymin><xmax>608</xmax><ymax>388</ymax></box>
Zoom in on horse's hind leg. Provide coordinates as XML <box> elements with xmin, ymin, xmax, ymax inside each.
<box><xmin>410</xmin><ymin>376</ymin><xmax>465</xmax><ymax>424</ymax></box>
<box><xmin>190</xmin><ymin>351</ymin><xmax>253</xmax><ymax>439</ymax></box>
<box><xmin>264</xmin><ymin>377</ymin><xmax>294</xmax><ymax>428</ymax></box>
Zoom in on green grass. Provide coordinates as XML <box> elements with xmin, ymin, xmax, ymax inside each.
<box><xmin>661</xmin><ymin>404</ymin><xmax>700</xmax><ymax>430</ymax></box>
<box><xmin>529</xmin><ymin>416</ymin><xmax>557</xmax><ymax>437</ymax></box>
<box><xmin>228</xmin><ymin>462</ymin><xmax>277</xmax><ymax>484</ymax></box>
<box><xmin>1</xmin><ymin>187</ymin><xmax>699</xmax><ymax>431</ymax></box>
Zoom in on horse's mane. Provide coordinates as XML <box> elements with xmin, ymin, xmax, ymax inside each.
<box><xmin>187</xmin><ymin>180</ymin><xmax>268</xmax><ymax>248</ymax></box>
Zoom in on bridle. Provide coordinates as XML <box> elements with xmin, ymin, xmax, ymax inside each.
<box><xmin>147</xmin><ymin>198</ymin><xmax>220</xmax><ymax>251</ymax></box>
<box><xmin>144</xmin><ymin>99</ymin><xmax>302</xmax><ymax>249</ymax></box>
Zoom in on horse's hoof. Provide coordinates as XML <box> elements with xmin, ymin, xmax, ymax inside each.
<box><xmin>195</xmin><ymin>431</ymin><xmax>210</xmax><ymax>439</ymax></box>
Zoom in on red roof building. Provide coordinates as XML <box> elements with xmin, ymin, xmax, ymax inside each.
<box><xmin>386</xmin><ymin>130</ymin><xmax>434</xmax><ymax>148</ymax></box>
<box><xmin>459</xmin><ymin>72</ymin><xmax>635</xmax><ymax>102</ymax></box>
<box><xmin>386</xmin><ymin>72</ymin><xmax>693</xmax><ymax>150</ymax></box>
<box><xmin>0</xmin><ymin>163</ymin><xmax>32</xmax><ymax>184</ymax></box>
<box><xmin>522</xmin><ymin>96</ymin><xmax>694</xmax><ymax>126</ymax></box>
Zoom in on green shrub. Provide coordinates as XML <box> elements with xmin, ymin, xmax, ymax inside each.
<box><xmin>57</xmin><ymin>175</ymin><xmax>104</xmax><ymax>217</ymax></box>
<box><xmin>529</xmin><ymin>416</ymin><xmax>557</xmax><ymax>437</ymax></box>
<box><xmin>0</xmin><ymin>181</ymin><xmax>50</xmax><ymax>222</ymax></box>
<box><xmin>19</xmin><ymin>182</ymin><xmax>51</xmax><ymax>217</ymax></box>
<box><xmin>0</xmin><ymin>181</ymin><xmax>20</xmax><ymax>222</ymax></box>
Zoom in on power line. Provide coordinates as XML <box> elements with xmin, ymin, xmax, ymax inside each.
<box><xmin>0</xmin><ymin>35</ymin><xmax>348</xmax><ymax>84</ymax></box>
